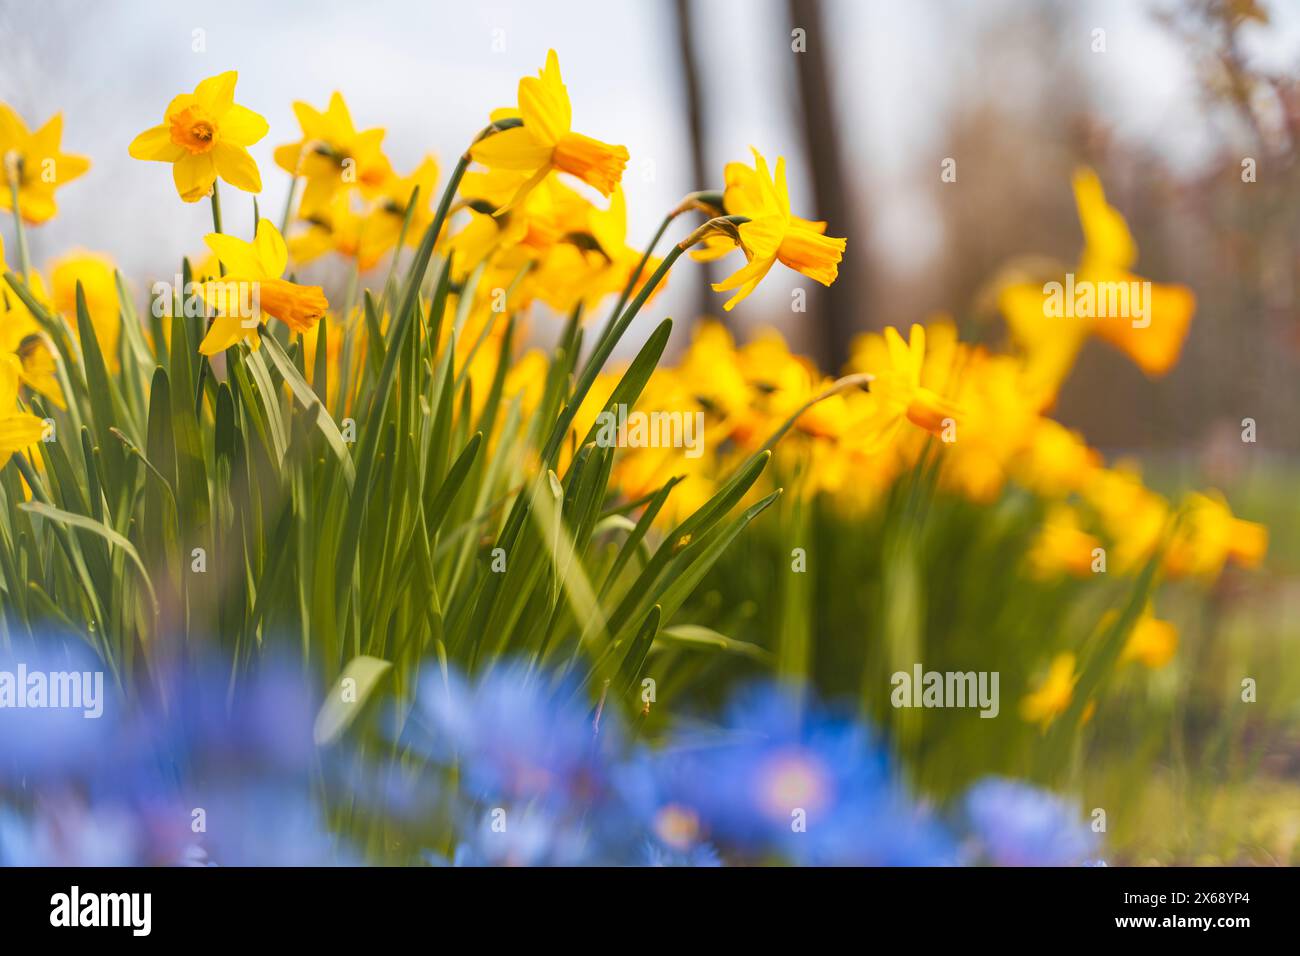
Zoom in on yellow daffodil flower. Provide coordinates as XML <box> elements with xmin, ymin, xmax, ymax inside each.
<box><xmin>848</xmin><ymin>323</ymin><xmax>960</xmax><ymax>450</ymax></box>
<box><xmin>706</xmin><ymin>148</ymin><xmax>846</xmax><ymax>311</ymax></box>
<box><xmin>197</xmin><ymin>219</ymin><xmax>328</xmax><ymax>355</ymax></box>
<box><xmin>375</xmin><ymin>155</ymin><xmax>441</xmax><ymax>247</ymax></box>
<box><xmin>1119</xmin><ymin>606</ymin><xmax>1179</xmax><ymax>669</ymax></box>
<box><xmin>469</xmin><ymin>50</ymin><xmax>629</xmax><ymax>210</ymax></box>
<box><xmin>49</xmin><ymin>252</ymin><xmax>121</xmax><ymax>373</ymax></box>
<box><xmin>1020</xmin><ymin>652</ymin><xmax>1078</xmax><ymax>729</ymax></box>
<box><xmin>1028</xmin><ymin>504</ymin><xmax>1103</xmax><ymax>579</ymax></box>
<box><xmin>0</xmin><ymin>237</ymin><xmax>62</xmax><ymax>406</ymax></box>
<box><xmin>531</xmin><ymin>187</ymin><xmax>663</xmax><ymax>315</ymax></box>
<box><xmin>998</xmin><ymin>168</ymin><xmax>1195</xmax><ymax>395</ymax></box>
<box><xmin>129</xmin><ymin>72</ymin><xmax>267</xmax><ymax>202</ymax></box>
<box><xmin>450</xmin><ymin>169</ymin><xmax>591</xmax><ymax>284</ymax></box>
<box><xmin>1083</xmin><ymin>464</ymin><xmax>1170</xmax><ymax>573</ymax></box>
<box><xmin>0</xmin><ymin>352</ymin><xmax>46</xmax><ymax>469</ymax></box>
<box><xmin>940</xmin><ymin>352</ymin><xmax>1044</xmax><ymax>503</ymax></box>
<box><xmin>1164</xmin><ymin>491</ymin><xmax>1267</xmax><ymax>580</ymax></box>
<box><xmin>288</xmin><ymin>192</ymin><xmax>401</xmax><ymax>272</ymax></box>
<box><xmin>275</xmin><ymin>92</ymin><xmax>393</xmax><ymax>218</ymax></box>
<box><xmin>1013</xmin><ymin>418</ymin><xmax>1100</xmax><ymax>498</ymax></box>
<box><xmin>0</xmin><ymin>103</ymin><xmax>89</xmax><ymax>224</ymax></box>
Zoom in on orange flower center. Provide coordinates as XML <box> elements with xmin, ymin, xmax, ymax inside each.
<box><xmin>169</xmin><ymin>107</ymin><xmax>219</xmax><ymax>155</ymax></box>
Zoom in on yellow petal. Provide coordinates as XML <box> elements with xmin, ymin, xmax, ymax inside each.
<box><xmin>1073</xmin><ymin>168</ymin><xmax>1137</xmax><ymax>272</ymax></box>
<box><xmin>274</xmin><ymin>140</ymin><xmax>304</xmax><ymax>175</ymax></box>
<box><xmin>30</xmin><ymin>113</ymin><xmax>63</xmax><ymax>154</ymax></box>
<box><xmin>1089</xmin><ymin>277</ymin><xmax>1194</xmax><ymax>378</ymax></box>
<box><xmin>130</xmin><ymin>125</ymin><xmax>185</xmax><ymax>161</ymax></box>
<box><xmin>518</xmin><ymin>50</ymin><xmax>571</xmax><ymax>145</ymax></box>
<box><xmin>323</xmin><ymin>92</ymin><xmax>356</xmax><ymax>139</ymax></box>
<box><xmin>468</xmin><ymin>125</ymin><xmax>552</xmax><ymax>171</ymax></box>
<box><xmin>0</xmin><ymin>412</ymin><xmax>46</xmax><ymax>454</ymax></box>
<box><xmin>220</xmin><ymin>104</ymin><xmax>269</xmax><ymax>147</ymax></box>
<box><xmin>712</xmin><ymin>255</ymin><xmax>776</xmax><ymax>311</ymax></box>
<box><xmin>213</xmin><ymin>142</ymin><xmax>262</xmax><ymax>194</ymax></box>
<box><xmin>0</xmin><ymin>102</ymin><xmax>27</xmax><ymax>143</ymax></box>
<box><xmin>736</xmin><ymin>214</ymin><xmax>785</xmax><ymax>260</ymax></box>
<box><xmin>173</xmin><ymin>152</ymin><xmax>216</xmax><ymax>202</ymax></box>
<box><xmin>53</xmin><ymin>153</ymin><xmax>90</xmax><ymax>185</ymax></box>
<box><xmin>291</xmin><ymin>101</ymin><xmax>329</xmax><ymax>141</ymax></box>
<box><xmin>194</xmin><ymin>71</ymin><xmax>238</xmax><ymax>116</ymax></box>
<box><xmin>163</xmin><ymin>93</ymin><xmax>198</xmax><ymax>120</ymax></box>
<box><xmin>203</xmin><ymin>232</ymin><xmax>266</xmax><ymax>278</ymax></box>
<box><xmin>254</xmin><ymin>219</ymin><xmax>288</xmax><ymax>277</ymax></box>
<box><xmin>198</xmin><ymin>315</ymin><xmax>256</xmax><ymax>355</ymax></box>
<box><xmin>0</xmin><ymin>353</ymin><xmax>21</xmax><ymax>407</ymax></box>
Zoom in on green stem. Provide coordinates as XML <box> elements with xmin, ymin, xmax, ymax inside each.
<box><xmin>279</xmin><ymin>175</ymin><xmax>299</xmax><ymax>236</ymax></box>
<box><xmin>210</xmin><ymin>181</ymin><xmax>224</xmax><ymax>233</ymax></box>
<box><xmin>9</xmin><ymin>180</ymin><xmax>32</xmax><ymax>279</ymax></box>
<box><xmin>605</xmin><ymin>210</ymin><xmax>677</xmax><ymax>328</ymax></box>
<box><xmin>209</xmin><ymin>183</ymin><xmax>226</xmax><ymax>277</ymax></box>
<box><xmin>585</xmin><ymin>191</ymin><xmax>717</xmax><ymax>372</ymax></box>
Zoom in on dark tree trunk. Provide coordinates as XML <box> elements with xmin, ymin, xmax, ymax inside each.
<box><xmin>787</xmin><ymin>0</ymin><xmax>862</xmax><ymax>370</ymax></box>
<box><xmin>671</xmin><ymin>0</ymin><xmax>716</xmax><ymax>325</ymax></box>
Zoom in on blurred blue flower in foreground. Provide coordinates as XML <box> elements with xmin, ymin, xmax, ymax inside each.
<box><xmin>412</xmin><ymin>664</ymin><xmax>620</xmax><ymax>809</ymax></box>
<box><xmin>0</xmin><ymin>640</ymin><xmax>345</xmax><ymax>866</ymax></box>
<box><xmin>962</xmin><ymin>777</ymin><xmax>1098</xmax><ymax>866</ymax></box>
<box><xmin>645</xmin><ymin>683</ymin><xmax>958</xmax><ymax>865</ymax></box>
<box><xmin>0</xmin><ymin>641</ymin><xmax>120</xmax><ymax>786</ymax></box>
<box><xmin>2</xmin><ymin>641</ymin><xmax>1104</xmax><ymax>866</ymax></box>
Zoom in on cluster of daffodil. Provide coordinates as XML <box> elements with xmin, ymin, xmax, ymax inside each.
<box><xmin>0</xmin><ymin>49</ymin><xmax>1265</xmax><ymax>754</ymax></box>
<box><xmin>582</xmin><ymin>169</ymin><xmax>1265</xmax><ymax>732</ymax></box>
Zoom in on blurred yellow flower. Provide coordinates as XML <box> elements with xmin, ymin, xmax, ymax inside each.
<box><xmin>469</xmin><ymin>50</ymin><xmax>629</xmax><ymax>210</ymax></box>
<box><xmin>849</xmin><ymin>324</ymin><xmax>960</xmax><ymax>450</ymax></box>
<box><xmin>1083</xmin><ymin>464</ymin><xmax>1170</xmax><ymax>573</ymax></box>
<box><xmin>532</xmin><ymin>187</ymin><xmax>663</xmax><ymax>316</ymax></box>
<box><xmin>49</xmin><ymin>252</ymin><xmax>121</xmax><ymax>373</ymax></box>
<box><xmin>1119</xmin><ymin>607</ymin><xmax>1178</xmax><ymax>669</ymax></box>
<box><xmin>376</xmin><ymin>155</ymin><xmax>441</xmax><ymax>248</ymax></box>
<box><xmin>1013</xmin><ymin>418</ymin><xmax>1101</xmax><ymax>498</ymax></box>
<box><xmin>275</xmin><ymin>92</ymin><xmax>393</xmax><ymax>218</ymax></box>
<box><xmin>998</xmin><ymin>168</ymin><xmax>1195</xmax><ymax>395</ymax></box>
<box><xmin>941</xmin><ymin>352</ymin><xmax>1048</xmax><ymax>503</ymax></box>
<box><xmin>129</xmin><ymin>72</ymin><xmax>267</xmax><ymax>202</ymax></box>
<box><xmin>1020</xmin><ymin>652</ymin><xmax>1078</xmax><ymax>728</ymax></box>
<box><xmin>0</xmin><ymin>238</ymin><xmax>62</xmax><ymax>406</ymax></box>
<box><xmin>0</xmin><ymin>352</ymin><xmax>46</xmax><ymax>470</ymax></box>
<box><xmin>289</xmin><ymin>192</ymin><xmax>401</xmax><ymax>272</ymax></box>
<box><xmin>1164</xmin><ymin>491</ymin><xmax>1267</xmax><ymax>580</ymax></box>
<box><xmin>706</xmin><ymin>148</ymin><xmax>846</xmax><ymax>311</ymax></box>
<box><xmin>198</xmin><ymin>220</ymin><xmax>328</xmax><ymax>355</ymax></box>
<box><xmin>1028</xmin><ymin>504</ymin><xmax>1102</xmax><ymax>579</ymax></box>
<box><xmin>0</xmin><ymin>103</ymin><xmax>90</xmax><ymax>224</ymax></box>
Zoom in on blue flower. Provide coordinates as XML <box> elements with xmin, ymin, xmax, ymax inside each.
<box><xmin>410</xmin><ymin>663</ymin><xmax>623</xmax><ymax>812</ymax></box>
<box><xmin>0</xmin><ymin>640</ymin><xmax>122</xmax><ymax>786</ymax></box>
<box><xmin>1</xmin><ymin>644</ymin><xmax>349</xmax><ymax>866</ymax></box>
<box><xmin>185</xmin><ymin>784</ymin><xmax>354</xmax><ymax>866</ymax></box>
<box><xmin>430</xmin><ymin>806</ymin><xmax>598</xmax><ymax>867</ymax></box>
<box><xmin>648</xmin><ymin>682</ymin><xmax>957</xmax><ymax>865</ymax></box>
<box><xmin>962</xmin><ymin>776</ymin><xmax>1098</xmax><ymax>866</ymax></box>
